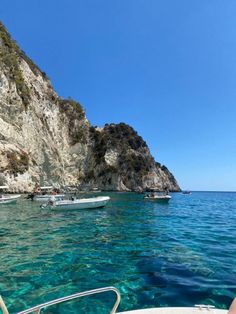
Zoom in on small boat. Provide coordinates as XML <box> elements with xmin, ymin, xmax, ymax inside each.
<box><xmin>43</xmin><ymin>195</ymin><xmax>110</xmax><ymax>210</ymax></box>
<box><xmin>33</xmin><ymin>193</ymin><xmax>65</xmax><ymax>202</ymax></box>
<box><xmin>91</xmin><ymin>187</ymin><xmax>102</xmax><ymax>192</ymax></box>
<box><xmin>144</xmin><ymin>192</ymin><xmax>171</xmax><ymax>202</ymax></box>
<box><xmin>0</xmin><ymin>286</ymin><xmax>228</xmax><ymax>314</ymax></box>
<box><xmin>27</xmin><ymin>186</ymin><xmax>65</xmax><ymax>202</ymax></box>
<box><xmin>0</xmin><ymin>194</ymin><xmax>21</xmax><ymax>205</ymax></box>
<box><xmin>182</xmin><ymin>190</ymin><xmax>192</xmax><ymax>194</ymax></box>
<box><xmin>0</xmin><ymin>186</ymin><xmax>21</xmax><ymax>205</ymax></box>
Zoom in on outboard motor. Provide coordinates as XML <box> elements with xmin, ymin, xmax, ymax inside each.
<box><xmin>26</xmin><ymin>193</ymin><xmax>35</xmax><ymax>201</ymax></box>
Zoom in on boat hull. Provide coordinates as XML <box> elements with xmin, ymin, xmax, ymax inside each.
<box><xmin>144</xmin><ymin>195</ymin><xmax>171</xmax><ymax>202</ymax></box>
<box><xmin>51</xmin><ymin>196</ymin><xmax>110</xmax><ymax>210</ymax></box>
<box><xmin>0</xmin><ymin>194</ymin><xmax>21</xmax><ymax>204</ymax></box>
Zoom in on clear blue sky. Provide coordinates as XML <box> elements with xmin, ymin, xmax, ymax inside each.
<box><xmin>1</xmin><ymin>0</ymin><xmax>236</xmax><ymax>191</ymax></box>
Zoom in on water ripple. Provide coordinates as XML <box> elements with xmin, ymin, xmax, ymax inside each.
<box><xmin>0</xmin><ymin>192</ymin><xmax>236</xmax><ymax>312</ymax></box>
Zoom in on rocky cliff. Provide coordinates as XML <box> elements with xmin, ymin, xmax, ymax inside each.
<box><xmin>0</xmin><ymin>22</ymin><xmax>180</xmax><ymax>192</ymax></box>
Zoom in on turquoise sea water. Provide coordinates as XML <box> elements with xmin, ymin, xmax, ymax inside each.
<box><xmin>1</xmin><ymin>192</ymin><xmax>236</xmax><ymax>313</ymax></box>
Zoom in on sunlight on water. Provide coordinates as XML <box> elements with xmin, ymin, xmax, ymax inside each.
<box><xmin>0</xmin><ymin>192</ymin><xmax>236</xmax><ymax>313</ymax></box>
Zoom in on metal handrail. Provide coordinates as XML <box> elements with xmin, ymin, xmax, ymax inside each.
<box><xmin>195</xmin><ymin>304</ymin><xmax>215</xmax><ymax>309</ymax></box>
<box><xmin>16</xmin><ymin>286</ymin><xmax>121</xmax><ymax>314</ymax></box>
<box><xmin>0</xmin><ymin>296</ymin><xmax>9</xmax><ymax>314</ymax></box>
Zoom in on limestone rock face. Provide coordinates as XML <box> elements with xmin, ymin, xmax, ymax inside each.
<box><xmin>0</xmin><ymin>22</ymin><xmax>180</xmax><ymax>192</ymax></box>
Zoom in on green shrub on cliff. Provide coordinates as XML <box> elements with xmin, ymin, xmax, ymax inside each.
<box><xmin>89</xmin><ymin>123</ymin><xmax>151</xmax><ymax>179</ymax></box>
<box><xmin>103</xmin><ymin>123</ymin><xmax>147</xmax><ymax>150</ymax></box>
<box><xmin>6</xmin><ymin>151</ymin><xmax>29</xmax><ymax>175</ymax></box>
<box><xmin>0</xmin><ymin>22</ymin><xmax>31</xmax><ymax>108</ymax></box>
<box><xmin>0</xmin><ymin>22</ymin><xmax>47</xmax><ymax>77</ymax></box>
<box><xmin>58</xmin><ymin>97</ymin><xmax>86</xmax><ymax>145</ymax></box>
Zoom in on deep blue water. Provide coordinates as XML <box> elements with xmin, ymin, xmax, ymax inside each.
<box><xmin>0</xmin><ymin>192</ymin><xmax>236</xmax><ymax>313</ymax></box>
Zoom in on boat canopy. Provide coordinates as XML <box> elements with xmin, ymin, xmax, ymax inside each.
<box><xmin>40</xmin><ymin>186</ymin><xmax>53</xmax><ymax>190</ymax></box>
<box><xmin>0</xmin><ymin>185</ymin><xmax>9</xmax><ymax>189</ymax></box>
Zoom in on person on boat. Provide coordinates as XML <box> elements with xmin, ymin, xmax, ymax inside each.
<box><xmin>164</xmin><ymin>187</ymin><xmax>169</xmax><ymax>195</ymax></box>
<box><xmin>34</xmin><ymin>183</ymin><xmax>41</xmax><ymax>194</ymax></box>
<box><xmin>144</xmin><ymin>192</ymin><xmax>152</xmax><ymax>199</ymax></box>
<box><xmin>48</xmin><ymin>195</ymin><xmax>56</xmax><ymax>205</ymax></box>
<box><xmin>26</xmin><ymin>183</ymin><xmax>41</xmax><ymax>201</ymax></box>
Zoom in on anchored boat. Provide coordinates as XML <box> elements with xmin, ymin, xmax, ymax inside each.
<box><xmin>0</xmin><ymin>194</ymin><xmax>21</xmax><ymax>205</ymax></box>
<box><xmin>0</xmin><ymin>286</ymin><xmax>228</xmax><ymax>314</ymax></box>
<box><xmin>182</xmin><ymin>190</ymin><xmax>192</xmax><ymax>195</ymax></box>
<box><xmin>42</xmin><ymin>195</ymin><xmax>110</xmax><ymax>210</ymax></box>
<box><xmin>0</xmin><ymin>186</ymin><xmax>21</xmax><ymax>205</ymax></box>
<box><xmin>27</xmin><ymin>186</ymin><xmax>65</xmax><ymax>202</ymax></box>
<box><xmin>144</xmin><ymin>192</ymin><xmax>171</xmax><ymax>203</ymax></box>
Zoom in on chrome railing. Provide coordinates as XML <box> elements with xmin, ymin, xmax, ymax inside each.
<box><xmin>15</xmin><ymin>286</ymin><xmax>121</xmax><ymax>314</ymax></box>
<box><xmin>195</xmin><ymin>304</ymin><xmax>215</xmax><ymax>310</ymax></box>
<box><xmin>0</xmin><ymin>295</ymin><xmax>9</xmax><ymax>314</ymax></box>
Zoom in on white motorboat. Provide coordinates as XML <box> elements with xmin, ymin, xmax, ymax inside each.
<box><xmin>91</xmin><ymin>187</ymin><xmax>102</xmax><ymax>192</ymax></box>
<box><xmin>27</xmin><ymin>186</ymin><xmax>65</xmax><ymax>202</ymax></box>
<box><xmin>144</xmin><ymin>193</ymin><xmax>171</xmax><ymax>203</ymax></box>
<box><xmin>43</xmin><ymin>195</ymin><xmax>110</xmax><ymax>210</ymax></box>
<box><xmin>0</xmin><ymin>194</ymin><xmax>21</xmax><ymax>204</ymax></box>
<box><xmin>0</xmin><ymin>186</ymin><xmax>21</xmax><ymax>205</ymax></box>
<box><xmin>33</xmin><ymin>193</ymin><xmax>65</xmax><ymax>202</ymax></box>
<box><xmin>0</xmin><ymin>286</ymin><xmax>228</xmax><ymax>314</ymax></box>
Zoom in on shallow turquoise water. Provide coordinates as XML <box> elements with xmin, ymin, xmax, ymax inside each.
<box><xmin>1</xmin><ymin>192</ymin><xmax>236</xmax><ymax>313</ymax></box>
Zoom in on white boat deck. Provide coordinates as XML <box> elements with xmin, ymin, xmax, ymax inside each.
<box><xmin>51</xmin><ymin>196</ymin><xmax>110</xmax><ymax>210</ymax></box>
<box><xmin>0</xmin><ymin>287</ymin><xmax>229</xmax><ymax>314</ymax></box>
<box><xmin>118</xmin><ymin>307</ymin><xmax>227</xmax><ymax>314</ymax></box>
<box><xmin>34</xmin><ymin>194</ymin><xmax>65</xmax><ymax>201</ymax></box>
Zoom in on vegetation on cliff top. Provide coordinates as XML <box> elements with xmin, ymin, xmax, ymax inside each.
<box><xmin>103</xmin><ymin>123</ymin><xmax>148</xmax><ymax>150</ymax></box>
<box><xmin>0</xmin><ymin>22</ymin><xmax>48</xmax><ymax>108</ymax></box>
<box><xmin>90</xmin><ymin>122</ymin><xmax>148</xmax><ymax>163</ymax></box>
<box><xmin>0</xmin><ymin>22</ymin><xmax>46</xmax><ymax>77</ymax></box>
<box><xmin>90</xmin><ymin>123</ymin><xmax>152</xmax><ymax>184</ymax></box>
<box><xmin>88</xmin><ymin>122</ymin><xmax>179</xmax><ymax>190</ymax></box>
